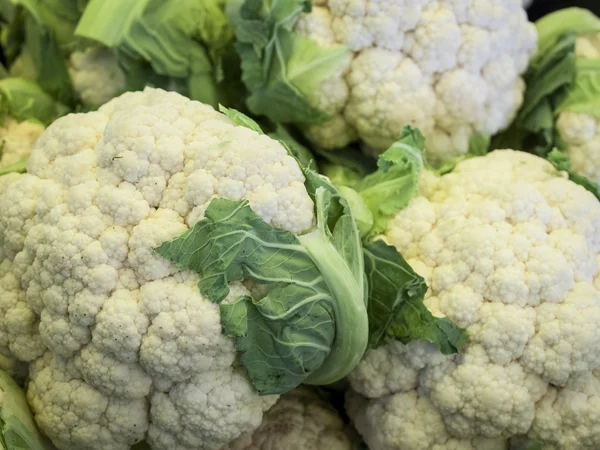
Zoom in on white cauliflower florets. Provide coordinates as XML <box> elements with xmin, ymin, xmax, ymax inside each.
<box><xmin>0</xmin><ymin>87</ymin><xmax>319</xmax><ymax>450</ymax></box>
<box><xmin>347</xmin><ymin>150</ymin><xmax>600</xmax><ymax>450</ymax></box>
<box><xmin>556</xmin><ymin>34</ymin><xmax>600</xmax><ymax>184</ymax></box>
<box><xmin>224</xmin><ymin>387</ymin><xmax>353</xmax><ymax>450</ymax></box>
<box><xmin>68</xmin><ymin>47</ymin><xmax>127</xmax><ymax>107</ymax></box>
<box><xmin>0</xmin><ymin>118</ymin><xmax>45</xmax><ymax>169</ymax></box>
<box><xmin>293</xmin><ymin>0</ymin><xmax>537</xmax><ymax>163</ymax></box>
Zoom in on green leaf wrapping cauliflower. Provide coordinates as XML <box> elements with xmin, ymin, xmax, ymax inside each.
<box><xmin>345</xmin><ymin>150</ymin><xmax>600</xmax><ymax>450</ymax></box>
<box><xmin>555</xmin><ymin>32</ymin><xmax>600</xmax><ymax>184</ymax></box>
<box><xmin>231</xmin><ymin>0</ymin><xmax>538</xmax><ymax>163</ymax></box>
<box><xmin>75</xmin><ymin>0</ymin><xmax>243</xmax><ymax>109</ymax></box>
<box><xmin>491</xmin><ymin>8</ymin><xmax>600</xmax><ymax>181</ymax></box>
<box><xmin>224</xmin><ymin>387</ymin><xmax>353</xmax><ymax>450</ymax></box>
<box><xmin>0</xmin><ymin>87</ymin><xmax>370</xmax><ymax>450</ymax></box>
<box><xmin>0</xmin><ymin>0</ymin><xmax>125</xmax><ymax>110</ymax></box>
<box><xmin>0</xmin><ymin>78</ymin><xmax>69</xmax><ymax>175</ymax></box>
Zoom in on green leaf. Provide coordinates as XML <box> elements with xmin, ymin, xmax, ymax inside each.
<box><xmin>314</xmin><ymin>145</ymin><xmax>376</xmax><ymax>180</ymax></box>
<box><xmin>547</xmin><ymin>149</ymin><xmax>600</xmax><ymax>201</ymax></box>
<box><xmin>21</xmin><ymin>13</ymin><xmax>74</xmax><ymax>105</ymax></box>
<box><xmin>233</xmin><ymin>0</ymin><xmax>349</xmax><ymax>126</ymax></box>
<box><xmin>556</xmin><ymin>57</ymin><xmax>600</xmax><ymax>118</ymax></box>
<box><xmin>535</xmin><ymin>7</ymin><xmax>600</xmax><ymax>59</ymax></box>
<box><xmin>321</xmin><ymin>163</ymin><xmax>363</xmax><ymax>188</ymax></box>
<box><xmin>0</xmin><ymin>0</ymin><xmax>78</xmax><ymax>106</ymax></box>
<box><xmin>0</xmin><ymin>370</ymin><xmax>55</xmax><ymax>450</ymax></box>
<box><xmin>467</xmin><ymin>131</ymin><xmax>490</xmax><ymax>156</ymax></box>
<box><xmin>353</xmin><ymin>127</ymin><xmax>425</xmax><ymax>236</ymax></box>
<box><xmin>155</xmin><ymin>183</ymin><xmax>368</xmax><ymax>394</ymax></box>
<box><xmin>155</xmin><ymin>198</ymin><xmax>336</xmax><ymax>394</ymax></box>
<box><xmin>219</xmin><ymin>104</ymin><xmax>264</xmax><ymax>134</ymax></box>
<box><xmin>491</xmin><ymin>32</ymin><xmax>577</xmax><ymax>157</ymax></box>
<box><xmin>0</xmin><ymin>157</ymin><xmax>27</xmax><ymax>176</ymax></box>
<box><xmin>76</xmin><ymin>0</ymin><xmax>238</xmax><ymax>107</ymax></box>
<box><xmin>363</xmin><ymin>240</ymin><xmax>468</xmax><ymax>354</ymax></box>
<box><xmin>0</xmin><ymin>77</ymin><xmax>69</xmax><ymax>125</ymax></box>
<box><xmin>336</xmin><ymin>186</ymin><xmax>373</xmax><ymax>239</ymax></box>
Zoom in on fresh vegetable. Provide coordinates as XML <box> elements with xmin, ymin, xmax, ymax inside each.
<box><xmin>229</xmin><ymin>0</ymin><xmax>537</xmax><ymax>163</ymax></box>
<box><xmin>223</xmin><ymin>387</ymin><xmax>353</xmax><ymax>450</ymax></box>
<box><xmin>67</xmin><ymin>46</ymin><xmax>127</xmax><ymax>109</ymax></box>
<box><xmin>0</xmin><ymin>77</ymin><xmax>69</xmax><ymax>174</ymax></box>
<box><xmin>344</xmin><ymin>149</ymin><xmax>600</xmax><ymax>450</ymax></box>
<box><xmin>0</xmin><ymin>87</ymin><xmax>365</xmax><ymax>450</ymax></box>
<box><xmin>0</xmin><ymin>0</ymin><xmax>125</xmax><ymax>110</ymax></box>
<box><xmin>492</xmin><ymin>8</ymin><xmax>600</xmax><ymax>186</ymax></box>
<box><xmin>0</xmin><ymin>86</ymin><xmax>469</xmax><ymax>449</ymax></box>
<box><xmin>75</xmin><ymin>0</ymin><xmax>243</xmax><ymax>109</ymax></box>
<box><xmin>0</xmin><ymin>369</ymin><xmax>55</xmax><ymax>450</ymax></box>
<box><xmin>0</xmin><ymin>0</ymin><xmax>83</xmax><ymax>106</ymax></box>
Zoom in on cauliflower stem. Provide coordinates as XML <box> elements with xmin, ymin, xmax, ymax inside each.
<box><xmin>298</xmin><ymin>187</ymin><xmax>368</xmax><ymax>386</ymax></box>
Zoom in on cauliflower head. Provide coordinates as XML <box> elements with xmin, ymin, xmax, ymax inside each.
<box><xmin>224</xmin><ymin>387</ymin><xmax>353</xmax><ymax>450</ymax></box>
<box><xmin>555</xmin><ymin>34</ymin><xmax>600</xmax><ymax>184</ymax></box>
<box><xmin>346</xmin><ymin>150</ymin><xmax>600</xmax><ymax>450</ymax></box>
<box><xmin>0</xmin><ymin>118</ymin><xmax>45</xmax><ymax>169</ymax></box>
<box><xmin>234</xmin><ymin>0</ymin><xmax>538</xmax><ymax>163</ymax></box>
<box><xmin>68</xmin><ymin>47</ymin><xmax>127</xmax><ymax>108</ymax></box>
<box><xmin>0</xmin><ymin>87</ymin><xmax>330</xmax><ymax>450</ymax></box>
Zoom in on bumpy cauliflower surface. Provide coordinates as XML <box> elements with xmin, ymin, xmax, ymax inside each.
<box><xmin>556</xmin><ymin>34</ymin><xmax>600</xmax><ymax>184</ymax></box>
<box><xmin>294</xmin><ymin>0</ymin><xmax>537</xmax><ymax>162</ymax></box>
<box><xmin>347</xmin><ymin>150</ymin><xmax>600</xmax><ymax>450</ymax></box>
<box><xmin>68</xmin><ymin>47</ymin><xmax>127</xmax><ymax>108</ymax></box>
<box><xmin>224</xmin><ymin>387</ymin><xmax>353</xmax><ymax>450</ymax></box>
<box><xmin>0</xmin><ymin>87</ymin><xmax>320</xmax><ymax>450</ymax></box>
<box><xmin>0</xmin><ymin>118</ymin><xmax>45</xmax><ymax>169</ymax></box>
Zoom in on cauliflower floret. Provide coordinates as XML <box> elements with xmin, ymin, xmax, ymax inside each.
<box><xmin>0</xmin><ymin>88</ymin><xmax>317</xmax><ymax>450</ymax></box>
<box><xmin>347</xmin><ymin>150</ymin><xmax>600</xmax><ymax>449</ymax></box>
<box><xmin>292</xmin><ymin>1</ymin><xmax>537</xmax><ymax>163</ymax></box>
<box><xmin>0</xmin><ymin>118</ymin><xmax>45</xmax><ymax>169</ymax></box>
<box><xmin>224</xmin><ymin>387</ymin><xmax>353</xmax><ymax>450</ymax></box>
<box><xmin>68</xmin><ymin>47</ymin><xmax>127</xmax><ymax>107</ymax></box>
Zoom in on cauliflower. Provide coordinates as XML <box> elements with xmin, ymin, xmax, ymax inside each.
<box><xmin>346</xmin><ymin>150</ymin><xmax>600</xmax><ymax>450</ymax></box>
<box><xmin>555</xmin><ymin>34</ymin><xmax>600</xmax><ymax>184</ymax></box>
<box><xmin>0</xmin><ymin>87</ymin><xmax>370</xmax><ymax>450</ymax></box>
<box><xmin>224</xmin><ymin>387</ymin><xmax>353</xmax><ymax>450</ymax></box>
<box><xmin>232</xmin><ymin>0</ymin><xmax>538</xmax><ymax>163</ymax></box>
<box><xmin>68</xmin><ymin>47</ymin><xmax>127</xmax><ymax>108</ymax></box>
<box><xmin>0</xmin><ymin>118</ymin><xmax>45</xmax><ymax>170</ymax></box>
<box><xmin>492</xmin><ymin>8</ymin><xmax>600</xmax><ymax>184</ymax></box>
<box><xmin>0</xmin><ymin>78</ymin><xmax>68</xmax><ymax>174</ymax></box>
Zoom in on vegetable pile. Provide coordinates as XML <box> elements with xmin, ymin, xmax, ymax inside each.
<box><xmin>1</xmin><ymin>2</ymin><xmax>600</xmax><ymax>450</ymax></box>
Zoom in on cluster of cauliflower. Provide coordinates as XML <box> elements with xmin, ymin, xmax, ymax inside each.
<box><xmin>0</xmin><ymin>88</ymin><xmax>319</xmax><ymax>450</ymax></box>
<box><xmin>292</xmin><ymin>0</ymin><xmax>538</xmax><ymax>162</ymax></box>
<box><xmin>346</xmin><ymin>150</ymin><xmax>600</xmax><ymax>450</ymax></box>
<box><xmin>556</xmin><ymin>33</ymin><xmax>600</xmax><ymax>185</ymax></box>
